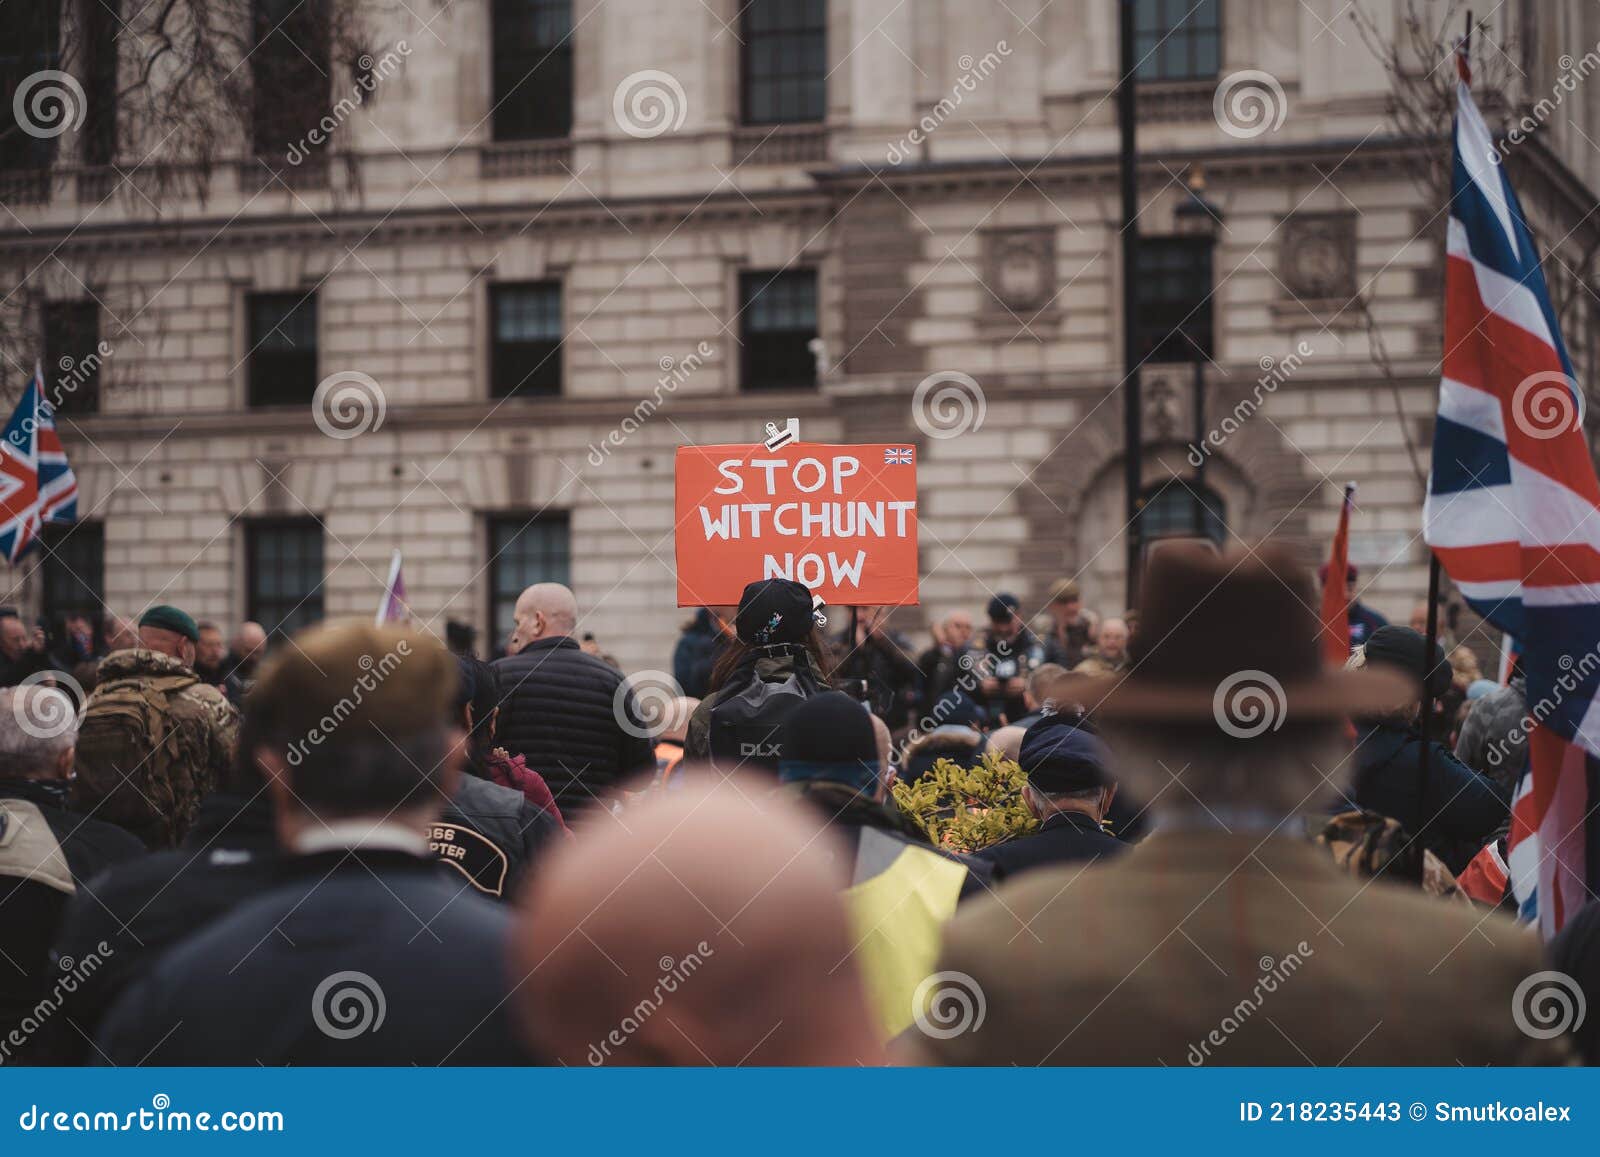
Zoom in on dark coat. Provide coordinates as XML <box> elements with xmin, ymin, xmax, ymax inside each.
<box><xmin>979</xmin><ymin>627</ymin><xmax>1044</xmax><ymax>723</ymax></box>
<box><xmin>492</xmin><ymin>637</ymin><xmax>656</xmax><ymax>818</ymax></box>
<box><xmin>975</xmin><ymin>810</ymin><xmax>1125</xmax><ymax>883</ymax></box>
<box><xmin>60</xmin><ymin>778</ymin><xmax>559</xmax><ymax>1043</ymax></box>
<box><xmin>1348</xmin><ymin>601</ymin><xmax>1388</xmax><ymax>648</ymax></box>
<box><xmin>900</xmin><ymin>725</ymin><xmax>989</xmax><ymax>783</ymax></box>
<box><xmin>1041</xmin><ymin>620</ymin><xmax>1093</xmax><ymax>670</ymax></box>
<box><xmin>0</xmin><ymin>647</ymin><xmax>53</xmax><ymax>688</ymax></box>
<box><xmin>684</xmin><ymin>647</ymin><xmax>826</xmax><ymax>763</ymax></box>
<box><xmin>1353</xmin><ymin>721</ymin><xmax>1509</xmax><ymax>874</ymax></box>
<box><xmin>433</xmin><ymin>772</ymin><xmax>561</xmax><ymax>900</ymax></box>
<box><xmin>96</xmin><ymin>850</ymin><xmax>536</xmax><ymax>1065</ymax></box>
<box><xmin>54</xmin><ymin>790</ymin><xmax>280</xmax><ymax>1040</ymax></box>
<box><xmin>0</xmin><ymin>778</ymin><xmax>145</xmax><ymax>1063</ymax></box>
<box><xmin>672</xmin><ymin>609</ymin><xmax>723</xmax><ymax>699</ymax></box>
<box><xmin>915</xmin><ymin>643</ymin><xmax>972</xmax><ymax>720</ymax></box>
<box><xmin>830</xmin><ymin>627</ymin><xmax>922</xmax><ymax>729</ymax></box>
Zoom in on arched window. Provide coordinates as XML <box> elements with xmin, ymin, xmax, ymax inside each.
<box><xmin>1137</xmin><ymin>480</ymin><xmax>1227</xmax><ymax>547</ymax></box>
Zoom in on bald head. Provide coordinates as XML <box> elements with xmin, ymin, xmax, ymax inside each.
<box><xmin>233</xmin><ymin>621</ymin><xmax>267</xmax><ymax>657</ymax></box>
<box><xmin>513</xmin><ymin>773</ymin><xmax>882</xmax><ymax>1067</ymax></box>
<box><xmin>513</xmin><ymin>583</ymin><xmax>578</xmax><ymax>647</ymax></box>
<box><xmin>1097</xmin><ymin>617</ymin><xmax>1130</xmax><ymax>661</ymax></box>
<box><xmin>990</xmin><ymin>724</ymin><xmax>1026</xmax><ymax>762</ymax></box>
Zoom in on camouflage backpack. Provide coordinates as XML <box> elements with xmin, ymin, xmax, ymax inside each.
<box><xmin>73</xmin><ymin>667</ymin><xmax>223</xmax><ymax>850</ymax></box>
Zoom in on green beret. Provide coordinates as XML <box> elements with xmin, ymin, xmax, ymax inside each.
<box><xmin>138</xmin><ymin>604</ymin><xmax>199</xmax><ymax>642</ymax></box>
<box><xmin>248</xmin><ymin>621</ymin><xmax>457</xmax><ymax>748</ymax></box>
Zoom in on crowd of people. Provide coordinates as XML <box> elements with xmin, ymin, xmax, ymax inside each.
<box><xmin>0</xmin><ymin>541</ymin><xmax>1594</xmax><ymax>1067</ymax></box>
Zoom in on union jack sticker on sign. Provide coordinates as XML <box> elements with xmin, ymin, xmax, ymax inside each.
<box><xmin>883</xmin><ymin>447</ymin><xmax>914</xmax><ymax>465</ymax></box>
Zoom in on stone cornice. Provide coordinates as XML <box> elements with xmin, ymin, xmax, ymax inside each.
<box><xmin>4</xmin><ymin>134</ymin><xmax>1448</xmax><ymax>256</ymax></box>
<box><xmin>60</xmin><ymin>362</ymin><xmax>1441</xmax><ymax>443</ymax></box>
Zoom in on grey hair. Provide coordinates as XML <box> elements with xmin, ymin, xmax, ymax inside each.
<box><xmin>0</xmin><ymin>686</ymin><xmax>78</xmax><ymax>774</ymax></box>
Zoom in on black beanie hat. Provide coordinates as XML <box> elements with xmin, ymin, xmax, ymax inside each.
<box><xmin>1363</xmin><ymin>625</ymin><xmax>1451</xmax><ymax>700</ymax></box>
<box><xmin>778</xmin><ymin>691</ymin><xmax>880</xmax><ymax>792</ymax></box>
<box><xmin>734</xmin><ymin>578</ymin><xmax>814</xmax><ymax>646</ymax></box>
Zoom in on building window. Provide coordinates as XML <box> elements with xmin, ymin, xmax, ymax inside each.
<box><xmin>492</xmin><ymin>0</ymin><xmax>573</xmax><ymax>141</ymax></box>
<box><xmin>246</xmin><ymin>518</ymin><xmax>324</xmax><ymax>642</ymax></box>
<box><xmin>0</xmin><ymin>1</ymin><xmax>62</xmax><ymax>170</ymax></box>
<box><xmin>41</xmin><ymin>302</ymin><xmax>102</xmax><ymax>415</ymax></box>
<box><xmin>1132</xmin><ymin>237</ymin><xmax>1213</xmax><ymax>364</ymax></box>
<box><xmin>40</xmin><ymin>521</ymin><xmax>103</xmax><ymax>622</ymax></box>
<box><xmin>251</xmin><ymin>0</ymin><xmax>330</xmax><ymax>159</ymax></box>
<box><xmin>81</xmin><ymin>0</ymin><xmax>119</xmax><ymax>166</ymax></box>
<box><xmin>247</xmin><ymin>291</ymin><xmax>319</xmax><ymax>407</ymax></box>
<box><xmin>739</xmin><ymin>270</ymin><xmax>818</xmax><ymax>391</ymax></box>
<box><xmin>741</xmin><ymin>0</ymin><xmax>826</xmax><ymax>125</ymax></box>
<box><xmin>1138</xmin><ymin>480</ymin><xmax>1227</xmax><ymax>547</ymax></box>
<box><xmin>488</xmin><ymin>513</ymin><xmax>570</xmax><ymax>651</ymax></box>
<box><xmin>490</xmin><ymin>281</ymin><xmax>562</xmax><ymax>397</ymax></box>
<box><xmin>1134</xmin><ymin>0</ymin><xmax>1222</xmax><ymax>81</ymax></box>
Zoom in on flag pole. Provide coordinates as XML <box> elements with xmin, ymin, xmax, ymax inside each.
<box><xmin>1420</xmin><ymin>11</ymin><xmax>1472</xmax><ymax>775</ymax></box>
<box><xmin>376</xmin><ymin>548</ymin><xmax>403</xmax><ymax>625</ymax></box>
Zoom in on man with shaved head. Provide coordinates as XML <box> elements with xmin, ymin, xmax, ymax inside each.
<box><xmin>491</xmin><ymin>583</ymin><xmax>655</xmax><ymax>819</ymax></box>
<box><xmin>225</xmin><ymin>621</ymin><xmax>269</xmax><ymax>704</ymax></box>
<box><xmin>513</xmin><ymin>774</ymin><xmax>883</xmax><ymax>1066</ymax></box>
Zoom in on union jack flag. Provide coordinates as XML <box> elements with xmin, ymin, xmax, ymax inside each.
<box><xmin>0</xmin><ymin>364</ymin><xmax>78</xmax><ymax>564</ymax></box>
<box><xmin>883</xmin><ymin>447</ymin><xmax>914</xmax><ymax>465</ymax></box>
<box><xmin>1422</xmin><ymin>53</ymin><xmax>1599</xmax><ymax>936</ymax></box>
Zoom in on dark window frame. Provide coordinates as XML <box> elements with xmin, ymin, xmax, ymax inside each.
<box><xmin>489</xmin><ymin>280</ymin><xmax>563</xmax><ymax>397</ymax></box>
<box><xmin>80</xmin><ymin>0</ymin><xmax>119</xmax><ymax>166</ymax></box>
<box><xmin>1134</xmin><ymin>0</ymin><xmax>1222</xmax><ymax>82</ymax></box>
<box><xmin>41</xmin><ymin>300</ymin><xmax>102</xmax><ymax>415</ymax></box>
<box><xmin>245</xmin><ymin>516</ymin><xmax>326</xmax><ymax>643</ymax></box>
<box><xmin>491</xmin><ymin>0</ymin><xmax>574</xmax><ymax>141</ymax></box>
<box><xmin>486</xmin><ymin>512</ymin><xmax>571</xmax><ymax>652</ymax></box>
<box><xmin>740</xmin><ymin>0</ymin><xmax>826</xmax><ymax>126</ymax></box>
<box><xmin>1131</xmin><ymin>236</ymin><xmax>1214</xmax><ymax>365</ymax></box>
<box><xmin>250</xmin><ymin>0</ymin><xmax>332</xmax><ymax>160</ymax></box>
<box><xmin>1137</xmin><ymin>478</ymin><xmax>1228</xmax><ymax>547</ymax></box>
<box><xmin>0</xmin><ymin>1</ymin><xmax>63</xmax><ymax>171</ymax></box>
<box><xmin>738</xmin><ymin>268</ymin><xmax>818</xmax><ymax>392</ymax></box>
<box><xmin>40</xmin><ymin>520</ymin><xmax>104</xmax><ymax>622</ymax></box>
<box><xmin>246</xmin><ymin>290</ymin><xmax>319</xmax><ymax>408</ymax></box>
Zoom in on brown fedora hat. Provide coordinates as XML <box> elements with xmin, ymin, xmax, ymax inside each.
<box><xmin>1076</xmin><ymin>540</ymin><xmax>1414</xmax><ymax>727</ymax></box>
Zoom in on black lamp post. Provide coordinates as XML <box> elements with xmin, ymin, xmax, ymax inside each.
<box><xmin>1172</xmin><ymin>165</ymin><xmax>1225</xmax><ymax>533</ymax></box>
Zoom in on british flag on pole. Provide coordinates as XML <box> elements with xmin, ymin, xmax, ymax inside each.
<box><xmin>1422</xmin><ymin>51</ymin><xmax>1600</xmax><ymax>935</ymax></box>
<box><xmin>0</xmin><ymin>364</ymin><xmax>78</xmax><ymax>564</ymax></box>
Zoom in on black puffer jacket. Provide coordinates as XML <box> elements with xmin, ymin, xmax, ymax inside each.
<box><xmin>491</xmin><ymin>636</ymin><xmax>656</xmax><ymax>818</ymax></box>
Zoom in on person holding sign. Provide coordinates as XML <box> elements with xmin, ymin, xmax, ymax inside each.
<box><xmin>684</xmin><ymin>579</ymin><xmax>831</xmax><ymax>772</ymax></box>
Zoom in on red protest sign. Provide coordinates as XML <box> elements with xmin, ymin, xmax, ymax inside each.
<box><xmin>674</xmin><ymin>442</ymin><xmax>919</xmax><ymax>607</ymax></box>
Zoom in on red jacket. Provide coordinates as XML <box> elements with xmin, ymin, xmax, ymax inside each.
<box><xmin>482</xmin><ymin>748</ymin><xmax>568</xmax><ymax>832</ymax></box>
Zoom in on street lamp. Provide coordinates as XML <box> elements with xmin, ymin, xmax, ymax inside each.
<box><xmin>1172</xmin><ymin>166</ymin><xmax>1225</xmax><ymax>535</ymax></box>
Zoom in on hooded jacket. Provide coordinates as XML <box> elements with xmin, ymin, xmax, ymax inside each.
<box><xmin>684</xmin><ymin>647</ymin><xmax>823</xmax><ymax>762</ymax></box>
<box><xmin>899</xmin><ymin>725</ymin><xmax>990</xmax><ymax>783</ymax></box>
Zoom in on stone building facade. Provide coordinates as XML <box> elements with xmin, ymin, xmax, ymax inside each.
<box><xmin>4</xmin><ymin>0</ymin><xmax>1600</xmax><ymax>672</ymax></box>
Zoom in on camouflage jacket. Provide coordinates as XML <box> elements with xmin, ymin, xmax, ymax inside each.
<box><xmin>72</xmin><ymin>649</ymin><xmax>241</xmax><ymax>849</ymax></box>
